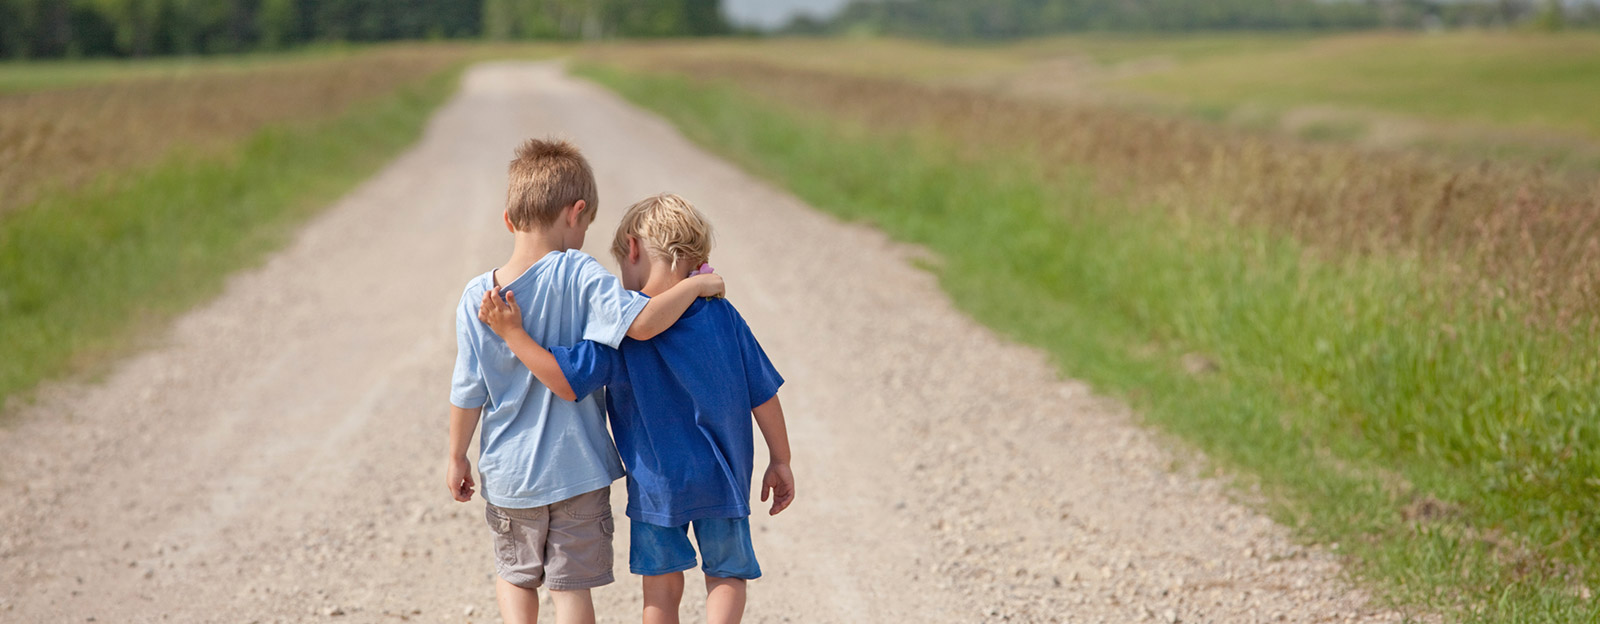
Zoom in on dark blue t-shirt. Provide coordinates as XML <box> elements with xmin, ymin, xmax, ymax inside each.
<box><xmin>553</xmin><ymin>297</ymin><xmax>783</xmax><ymax>527</ymax></box>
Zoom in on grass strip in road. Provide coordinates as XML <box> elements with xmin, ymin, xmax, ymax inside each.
<box><xmin>0</xmin><ymin>64</ymin><xmax>464</xmax><ymax>411</ymax></box>
<box><xmin>576</xmin><ymin>63</ymin><xmax>1599</xmax><ymax>623</ymax></box>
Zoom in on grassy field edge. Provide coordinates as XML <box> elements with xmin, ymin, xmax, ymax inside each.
<box><xmin>573</xmin><ymin>63</ymin><xmax>1598</xmax><ymax>623</ymax></box>
<box><xmin>0</xmin><ymin>63</ymin><xmax>467</xmax><ymax>412</ymax></box>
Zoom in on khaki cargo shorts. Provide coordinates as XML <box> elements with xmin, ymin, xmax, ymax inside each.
<box><xmin>484</xmin><ymin>486</ymin><xmax>616</xmax><ymax>591</ymax></box>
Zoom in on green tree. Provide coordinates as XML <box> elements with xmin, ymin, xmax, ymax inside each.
<box><xmin>809</xmin><ymin>0</ymin><xmax>1404</xmax><ymax>38</ymax></box>
<box><xmin>257</xmin><ymin>0</ymin><xmax>295</xmax><ymax>48</ymax></box>
<box><xmin>0</xmin><ymin>0</ymin><xmax>44</xmax><ymax>58</ymax></box>
<box><xmin>164</xmin><ymin>0</ymin><xmax>230</xmax><ymax>53</ymax></box>
<box><xmin>482</xmin><ymin>0</ymin><xmax>514</xmax><ymax>39</ymax></box>
<box><xmin>1532</xmin><ymin>0</ymin><xmax>1566</xmax><ymax>30</ymax></box>
<box><xmin>480</xmin><ymin>0</ymin><xmax>728</xmax><ymax>40</ymax></box>
<box><xmin>2</xmin><ymin>0</ymin><xmax>735</xmax><ymax>59</ymax></box>
<box><xmin>682</xmin><ymin>0</ymin><xmax>725</xmax><ymax>35</ymax></box>
<box><xmin>89</xmin><ymin>0</ymin><xmax>165</xmax><ymax>55</ymax></box>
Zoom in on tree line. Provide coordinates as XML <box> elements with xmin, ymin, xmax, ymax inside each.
<box><xmin>7</xmin><ymin>0</ymin><xmax>1594</xmax><ymax>59</ymax></box>
<box><xmin>0</xmin><ymin>0</ymin><xmax>728</xmax><ymax>59</ymax></box>
<box><xmin>787</xmin><ymin>0</ymin><xmax>1600</xmax><ymax>39</ymax></box>
<box><xmin>482</xmin><ymin>0</ymin><xmax>725</xmax><ymax>40</ymax></box>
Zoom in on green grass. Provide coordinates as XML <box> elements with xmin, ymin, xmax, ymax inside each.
<box><xmin>0</xmin><ymin>63</ymin><xmax>465</xmax><ymax>410</ymax></box>
<box><xmin>0</xmin><ymin>43</ymin><xmax>387</xmax><ymax>93</ymax></box>
<box><xmin>576</xmin><ymin>63</ymin><xmax>1600</xmax><ymax>623</ymax></box>
<box><xmin>1013</xmin><ymin>31</ymin><xmax>1317</xmax><ymax>63</ymax></box>
<box><xmin>584</xmin><ymin>33</ymin><xmax>1600</xmax><ymax>171</ymax></box>
<box><xmin>1116</xmin><ymin>32</ymin><xmax>1600</xmax><ymax>138</ymax></box>
<box><xmin>582</xmin><ymin>36</ymin><xmax>1028</xmax><ymax>82</ymax></box>
<box><xmin>1295</xmin><ymin>117</ymin><xmax>1369</xmax><ymax>142</ymax></box>
<box><xmin>0</xmin><ymin>42</ymin><xmax>566</xmax><ymax>93</ymax></box>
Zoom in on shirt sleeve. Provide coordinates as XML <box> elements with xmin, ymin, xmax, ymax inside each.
<box><xmin>449</xmin><ymin>291</ymin><xmax>489</xmax><ymax>409</ymax></box>
<box><xmin>551</xmin><ymin>340</ymin><xmax>618</xmax><ymax>399</ymax></box>
<box><xmin>574</xmin><ymin>253</ymin><xmax>649</xmax><ymax>348</ymax></box>
<box><xmin>731</xmin><ymin>306</ymin><xmax>784</xmax><ymax>408</ymax></box>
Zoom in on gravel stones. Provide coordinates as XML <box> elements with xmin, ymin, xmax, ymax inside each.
<box><xmin>0</xmin><ymin>62</ymin><xmax>1407</xmax><ymax>624</ymax></box>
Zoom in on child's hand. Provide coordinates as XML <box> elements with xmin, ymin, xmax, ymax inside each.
<box><xmin>691</xmin><ymin>273</ymin><xmax>726</xmax><ymax>299</ymax></box>
<box><xmin>446</xmin><ymin>456</ymin><xmax>475</xmax><ymax>502</ymax></box>
<box><xmin>760</xmin><ymin>462</ymin><xmax>794</xmax><ymax>515</ymax></box>
<box><xmin>477</xmin><ymin>288</ymin><xmax>524</xmax><ymax>337</ymax></box>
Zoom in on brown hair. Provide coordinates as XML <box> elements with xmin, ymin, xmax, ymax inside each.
<box><xmin>611</xmin><ymin>193</ymin><xmax>715</xmax><ymax>272</ymax></box>
<box><xmin>505</xmin><ymin>138</ymin><xmax>598</xmax><ymax>230</ymax></box>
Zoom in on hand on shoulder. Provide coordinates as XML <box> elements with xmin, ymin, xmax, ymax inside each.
<box><xmin>691</xmin><ymin>273</ymin><xmax>726</xmax><ymax>299</ymax></box>
<box><xmin>478</xmin><ymin>287</ymin><xmax>524</xmax><ymax>337</ymax></box>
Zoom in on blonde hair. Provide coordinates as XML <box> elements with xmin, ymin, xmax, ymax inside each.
<box><xmin>505</xmin><ymin>138</ymin><xmax>598</xmax><ymax>231</ymax></box>
<box><xmin>611</xmin><ymin>193</ymin><xmax>715</xmax><ymax>272</ymax></box>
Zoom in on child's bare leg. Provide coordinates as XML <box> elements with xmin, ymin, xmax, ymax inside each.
<box><xmin>704</xmin><ymin>576</ymin><xmax>747</xmax><ymax>624</ymax></box>
<box><xmin>642</xmin><ymin>572</ymin><xmax>686</xmax><ymax>624</ymax></box>
<box><xmin>495</xmin><ymin>577</ymin><xmax>540</xmax><ymax>624</ymax></box>
<box><xmin>549</xmin><ymin>589</ymin><xmax>596</xmax><ymax>624</ymax></box>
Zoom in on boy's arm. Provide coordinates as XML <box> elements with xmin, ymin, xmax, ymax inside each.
<box><xmin>625</xmin><ymin>273</ymin><xmax>725</xmax><ymax>340</ymax></box>
<box><xmin>478</xmin><ymin>289</ymin><xmax>578</xmax><ymax>401</ymax></box>
<box><xmin>446</xmin><ymin>404</ymin><xmax>481</xmax><ymax>502</ymax></box>
<box><xmin>752</xmin><ymin>395</ymin><xmax>795</xmax><ymax>515</ymax></box>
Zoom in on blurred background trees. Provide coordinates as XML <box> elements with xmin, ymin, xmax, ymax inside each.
<box><xmin>803</xmin><ymin>0</ymin><xmax>1600</xmax><ymax>39</ymax></box>
<box><xmin>0</xmin><ymin>0</ymin><xmax>484</xmax><ymax>57</ymax></box>
<box><xmin>1</xmin><ymin>0</ymin><xmax>1596</xmax><ymax>59</ymax></box>
<box><xmin>480</xmin><ymin>0</ymin><xmax>727</xmax><ymax>39</ymax></box>
<box><xmin>0</xmin><ymin>0</ymin><xmax>727</xmax><ymax>58</ymax></box>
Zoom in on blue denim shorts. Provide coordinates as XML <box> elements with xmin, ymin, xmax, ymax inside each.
<box><xmin>629</xmin><ymin>517</ymin><xmax>761</xmax><ymax>580</ymax></box>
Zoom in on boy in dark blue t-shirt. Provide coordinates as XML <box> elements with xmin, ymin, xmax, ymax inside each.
<box><xmin>478</xmin><ymin>193</ymin><xmax>794</xmax><ymax>623</ymax></box>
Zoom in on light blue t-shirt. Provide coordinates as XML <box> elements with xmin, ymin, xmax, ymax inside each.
<box><xmin>450</xmin><ymin>250</ymin><xmax>648</xmax><ymax>509</ymax></box>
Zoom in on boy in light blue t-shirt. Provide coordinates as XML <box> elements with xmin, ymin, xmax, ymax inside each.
<box><xmin>446</xmin><ymin>141</ymin><xmax>724</xmax><ymax>624</ymax></box>
<box><xmin>479</xmin><ymin>193</ymin><xmax>794</xmax><ymax>624</ymax></box>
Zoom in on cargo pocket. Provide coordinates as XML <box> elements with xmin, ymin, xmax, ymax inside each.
<box><xmin>486</xmin><ymin>505</ymin><xmax>513</xmax><ymax>533</ymax></box>
<box><xmin>599</xmin><ymin>515</ymin><xmax>616</xmax><ymax>564</ymax></box>
<box><xmin>485</xmin><ymin>505</ymin><xmax>516</xmax><ymax>567</ymax></box>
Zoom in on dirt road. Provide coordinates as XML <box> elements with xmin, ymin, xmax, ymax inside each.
<box><xmin>0</xmin><ymin>62</ymin><xmax>1401</xmax><ymax>624</ymax></box>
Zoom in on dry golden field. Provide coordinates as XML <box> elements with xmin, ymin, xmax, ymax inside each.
<box><xmin>577</xmin><ymin>37</ymin><xmax>1600</xmax><ymax>620</ymax></box>
<box><xmin>0</xmin><ymin>46</ymin><xmax>481</xmax><ymax>216</ymax></box>
<box><xmin>583</xmin><ymin>45</ymin><xmax>1600</xmax><ymax>326</ymax></box>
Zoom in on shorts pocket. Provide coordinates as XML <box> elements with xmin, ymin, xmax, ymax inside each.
<box><xmin>485</xmin><ymin>505</ymin><xmax>513</xmax><ymax>534</ymax></box>
<box><xmin>598</xmin><ymin>516</ymin><xmax>616</xmax><ymax>567</ymax></box>
<box><xmin>485</xmin><ymin>505</ymin><xmax>516</xmax><ymax>567</ymax></box>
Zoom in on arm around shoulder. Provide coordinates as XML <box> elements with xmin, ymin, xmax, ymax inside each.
<box><xmin>477</xmin><ymin>288</ymin><xmax>579</xmax><ymax>401</ymax></box>
<box><xmin>626</xmin><ymin>274</ymin><xmax>726</xmax><ymax>340</ymax></box>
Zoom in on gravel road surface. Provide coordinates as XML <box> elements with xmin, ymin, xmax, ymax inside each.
<box><xmin>0</xmin><ymin>62</ymin><xmax>1402</xmax><ymax>624</ymax></box>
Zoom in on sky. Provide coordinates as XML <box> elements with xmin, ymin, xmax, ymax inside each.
<box><xmin>722</xmin><ymin>0</ymin><xmax>853</xmax><ymax>29</ymax></box>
